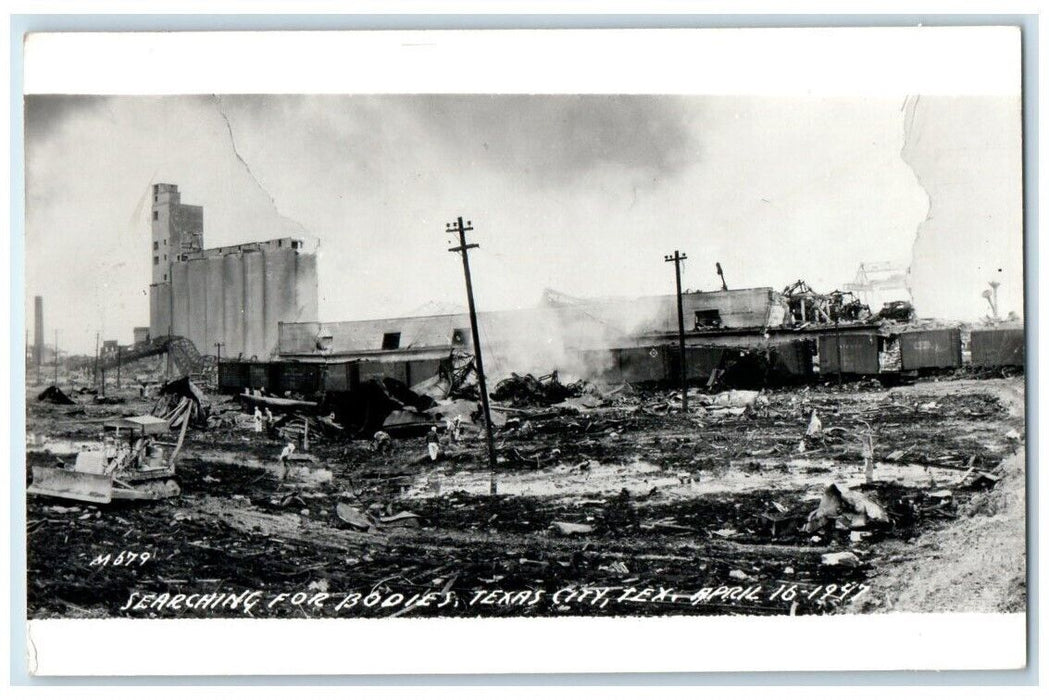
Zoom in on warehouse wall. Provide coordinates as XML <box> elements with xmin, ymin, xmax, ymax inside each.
<box><xmin>567</xmin><ymin>287</ymin><xmax>780</xmax><ymax>336</ymax></box>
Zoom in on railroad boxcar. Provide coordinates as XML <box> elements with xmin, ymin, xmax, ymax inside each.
<box><xmin>899</xmin><ymin>328</ymin><xmax>963</xmax><ymax>371</ymax></box>
<box><xmin>274</xmin><ymin>362</ymin><xmax>324</xmax><ymax>394</ymax></box>
<box><xmin>405</xmin><ymin>358</ymin><xmax>443</xmax><ymax>387</ymax></box>
<box><xmin>320</xmin><ymin>361</ymin><xmax>358</xmax><ymax>392</ymax></box>
<box><xmin>770</xmin><ymin>338</ymin><xmax>817</xmax><ymax>380</ymax></box>
<box><xmin>681</xmin><ymin>346</ymin><xmax>726</xmax><ymax>381</ymax></box>
<box><xmin>970</xmin><ymin>327</ymin><xmax>1025</xmax><ymax>368</ymax></box>
<box><xmin>580</xmin><ymin>346</ymin><xmax>668</xmax><ymax>384</ymax></box>
<box><xmin>818</xmin><ymin>332</ymin><xmax>880</xmax><ymax>375</ymax></box>
<box><xmin>217</xmin><ymin>361</ymin><xmax>253</xmax><ymax>391</ymax></box>
<box><xmin>616</xmin><ymin>346</ymin><xmax>671</xmax><ymax>383</ymax></box>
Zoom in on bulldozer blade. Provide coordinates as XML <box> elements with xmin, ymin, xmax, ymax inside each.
<box><xmin>27</xmin><ymin>466</ymin><xmax>113</xmax><ymax>504</ymax></box>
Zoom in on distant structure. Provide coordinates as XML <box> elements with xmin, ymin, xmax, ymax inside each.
<box><xmin>843</xmin><ymin>262</ymin><xmax>911</xmax><ymax>313</ymax></box>
<box><xmin>33</xmin><ymin>295</ymin><xmax>44</xmax><ymax>365</ymax></box>
<box><xmin>148</xmin><ymin>183</ymin><xmax>318</xmax><ymax>360</ymax></box>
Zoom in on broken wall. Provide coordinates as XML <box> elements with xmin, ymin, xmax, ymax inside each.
<box><xmin>275</xmin><ymin>289</ymin><xmax>783</xmax><ymax>383</ymax></box>
<box><xmin>279</xmin><ymin>306</ymin><xmax>614</xmax><ymax>381</ymax></box>
<box><xmin>568</xmin><ymin>287</ymin><xmax>780</xmax><ymax>335</ymax></box>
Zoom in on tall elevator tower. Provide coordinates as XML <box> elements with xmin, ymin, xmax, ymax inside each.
<box><xmin>149</xmin><ymin>184</ymin><xmax>203</xmax><ymax>338</ymax></box>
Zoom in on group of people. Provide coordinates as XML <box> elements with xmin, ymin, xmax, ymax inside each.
<box><xmin>371</xmin><ymin>413</ymin><xmax>466</xmax><ymax>463</ymax></box>
<box><xmin>252</xmin><ymin>406</ymin><xmax>276</xmax><ymax>434</ymax></box>
<box><xmin>426</xmin><ymin>414</ymin><xmax>465</xmax><ymax>461</ymax></box>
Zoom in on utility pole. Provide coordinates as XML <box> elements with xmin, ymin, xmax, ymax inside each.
<box><xmin>93</xmin><ymin>333</ymin><xmax>99</xmax><ymax>388</ymax></box>
<box><xmin>664</xmin><ymin>250</ymin><xmax>689</xmax><ymax>414</ymax></box>
<box><xmin>447</xmin><ymin>216</ymin><xmax>498</xmax><ymax>495</ymax></box>
<box><xmin>116</xmin><ymin>346</ymin><xmax>122</xmax><ymax>389</ymax></box>
<box><xmin>53</xmin><ymin>329</ymin><xmax>58</xmax><ymax>386</ymax></box>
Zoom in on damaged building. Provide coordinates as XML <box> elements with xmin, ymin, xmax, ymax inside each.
<box><xmin>148</xmin><ymin>184</ymin><xmax>318</xmax><ymax>360</ymax></box>
<box><xmin>134</xmin><ymin>186</ymin><xmax>1014</xmax><ymax>395</ymax></box>
<box><xmin>218</xmin><ymin>273</ymin><xmax>1018</xmax><ymax>398</ymax></box>
<box><xmin>218</xmin><ymin>285</ymin><xmax>882</xmax><ymax>395</ymax></box>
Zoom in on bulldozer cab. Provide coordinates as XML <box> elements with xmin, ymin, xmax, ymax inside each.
<box><xmin>99</xmin><ymin>416</ymin><xmax>178</xmax><ymax>478</ymax></box>
<box><xmin>102</xmin><ymin>415</ymin><xmax>170</xmax><ymax>437</ymax></box>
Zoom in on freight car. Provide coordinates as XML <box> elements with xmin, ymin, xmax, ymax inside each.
<box><xmin>217</xmin><ymin>324</ymin><xmax>1023</xmax><ymax>398</ymax></box>
<box><xmin>817</xmin><ymin>332</ymin><xmax>881</xmax><ymax>376</ymax></box>
<box><xmin>217</xmin><ymin>356</ymin><xmax>453</xmax><ymax>396</ymax></box>
<box><xmin>970</xmin><ymin>327</ymin><xmax>1025</xmax><ymax>368</ymax></box>
<box><xmin>704</xmin><ymin>326</ymin><xmax>1020</xmax><ymax>383</ymax></box>
<box><xmin>898</xmin><ymin>328</ymin><xmax>963</xmax><ymax>372</ymax></box>
<box><xmin>814</xmin><ymin>326</ymin><xmax>1022</xmax><ymax>378</ymax></box>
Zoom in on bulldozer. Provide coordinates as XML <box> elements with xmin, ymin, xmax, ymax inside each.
<box><xmin>28</xmin><ymin>414</ymin><xmax>188</xmax><ymax>504</ymax></box>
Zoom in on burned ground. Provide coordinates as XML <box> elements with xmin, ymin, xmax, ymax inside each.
<box><xmin>25</xmin><ymin>376</ymin><xmax>1025</xmax><ymax>619</ymax></box>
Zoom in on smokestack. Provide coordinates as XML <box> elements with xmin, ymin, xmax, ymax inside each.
<box><xmin>34</xmin><ymin>296</ymin><xmax>44</xmax><ymax>363</ymax></box>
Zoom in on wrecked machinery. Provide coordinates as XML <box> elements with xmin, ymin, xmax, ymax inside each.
<box><xmin>781</xmin><ymin>280</ymin><xmax>872</xmax><ymax>326</ymax></box>
<box><xmin>28</xmin><ymin>414</ymin><xmax>189</xmax><ymax>504</ymax></box>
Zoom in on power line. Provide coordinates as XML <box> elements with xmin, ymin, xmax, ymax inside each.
<box><xmin>447</xmin><ymin>216</ymin><xmax>499</xmax><ymax>496</ymax></box>
<box><xmin>664</xmin><ymin>250</ymin><xmax>689</xmax><ymax>413</ymax></box>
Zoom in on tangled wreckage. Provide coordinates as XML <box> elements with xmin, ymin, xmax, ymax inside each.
<box><xmin>27</xmin><ymin>343</ymin><xmax>1026</xmax><ymax>619</ymax></box>
<box><xmin>25</xmin><ymin>279</ymin><xmax>1026</xmax><ymax>619</ymax></box>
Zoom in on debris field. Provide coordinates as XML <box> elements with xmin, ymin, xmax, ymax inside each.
<box><xmin>25</xmin><ymin>375</ymin><xmax>1025</xmax><ymax>619</ymax></box>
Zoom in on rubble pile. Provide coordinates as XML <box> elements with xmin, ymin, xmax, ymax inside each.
<box><xmin>37</xmin><ymin>385</ymin><xmax>75</xmax><ymax>405</ymax></box>
<box><xmin>491</xmin><ymin>371</ymin><xmax>591</xmax><ymax>408</ymax></box>
<box><xmin>154</xmin><ymin>377</ymin><xmax>210</xmax><ymax>429</ymax></box>
<box><xmin>24</xmin><ymin>372</ymin><xmax>1023</xmax><ymax>619</ymax></box>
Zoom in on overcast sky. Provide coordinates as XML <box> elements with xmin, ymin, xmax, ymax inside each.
<box><xmin>24</xmin><ymin>94</ymin><xmax>1022</xmax><ymax>354</ymax></box>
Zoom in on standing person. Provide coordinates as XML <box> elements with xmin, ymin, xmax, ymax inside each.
<box><xmin>426</xmin><ymin>426</ymin><xmax>441</xmax><ymax>462</ymax></box>
<box><xmin>278</xmin><ymin>441</ymin><xmax>296</xmax><ymax>480</ymax></box>
<box><xmin>445</xmin><ymin>415</ymin><xmax>463</xmax><ymax>443</ymax></box>
<box><xmin>860</xmin><ymin>425</ymin><xmax>876</xmax><ymax>483</ymax></box>
<box><xmin>253</xmin><ymin>407</ymin><xmax>263</xmax><ymax>433</ymax></box>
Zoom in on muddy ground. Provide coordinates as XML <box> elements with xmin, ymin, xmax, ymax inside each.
<box><xmin>24</xmin><ymin>376</ymin><xmax>1026</xmax><ymax>619</ymax></box>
